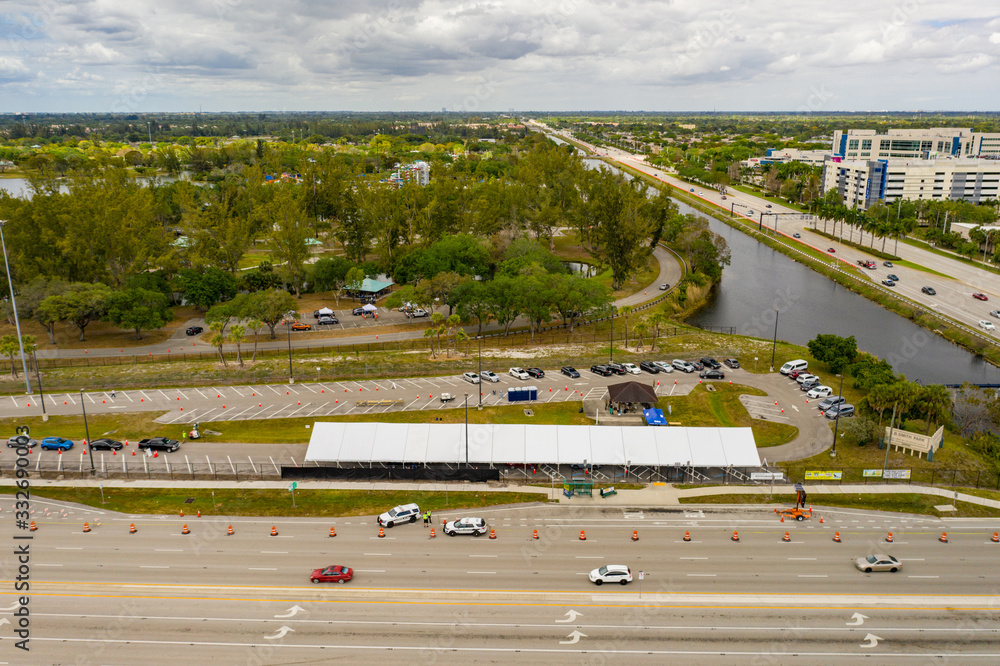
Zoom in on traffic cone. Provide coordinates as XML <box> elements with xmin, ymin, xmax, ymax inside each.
<box><xmin>197</xmin><ymin>510</ymin><xmax>201</xmax><ymax>518</ymax></box>
<box><xmin>532</xmin><ymin>529</ymin><xmax>539</xmax><ymax>540</ymax></box>
<box><xmin>939</xmin><ymin>532</ymin><xmax>948</xmax><ymax>543</ymax></box>
<box><xmin>29</xmin><ymin>521</ymin><xmax>37</xmax><ymax>531</ymax></box>
<box><xmin>579</xmin><ymin>530</ymin><xmax>586</xmax><ymax>541</ymax></box>
<box><xmin>227</xmin><ymin>525</ymin><xmax>234</xmax><ymax>536</ymax></box>
<box><xmin>429</xmin><ymin>528</ymin><xmax>436</xmax><ymax>538</ymax></box>
<box><xmin>833</xmin><ymin>532</ymin><xmax>841</xmax><ymax>543</ymax></box>
<box><xmin>631</xmin><ymin>530</ymin><xmax>639</xmax><ymax>542</ymax></box>
<box><xmin>378</xmin><ymin>527</ymin><xmax>385</xmax><ymax>538</ymax></box>
<box><xmin>683</xmin><ymin>531</ymin><xmax>691</xmax><ymax>542</ymax></box>
<box><xmin>270</xmin><ymin>525</ymin><xmax>278</xmax><ymax>536</ymax></box>
<box><xmin>992</xmin><ymin>532</ymin><xmax>999</xmax><ymax>543</ymax></box>
<box><xmin>782</xmin><ymin>532</ymin><xmax>791</xmax><ymax>542</ymax></box>
<box><xmin>129</xmin><ymin>523</ymin><xmax>136</xmax><ymax>534</ymax></box>
<box><xmin>780</xmin><ymin>515</ymin><xmax>784</xmax><ymax>523</ymax></box>
<box><xmin>489</xmin><ymin>529</ymin><xmax>496</xmax><ymax>539</ymax></box>
<box><xmin>83</xmin><ymin>522</ymin><xmax>91</xmax><ymax>533</ymax></box>
<box><xmin>182</xmin><ymin>524</ymin><xmax>190</xmax><ymax>535</ymax></box>
<box><xmin>819</xmin><ymin>516</ymin><xmax>824</xmax><ymax>524</ymax></box>
<box><xmin>731</xmin><ymin>531</ymin><xmax>740</xmax><ymax>542</ymax></box>
<box><xmin>180</xmin><ymin>510</ymin><xmax>184</xmax><ymax>517</ymax></box>
<box><xmin>329</xmin><ymin>527</ymin><xmax>336</xmax><ymax>537</ymax></box>
<box><xmin>886</xmin><ymin>532</ymin><xmax>893</xmax><ymax>543</ymax></box>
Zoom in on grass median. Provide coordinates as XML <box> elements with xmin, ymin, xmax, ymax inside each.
<box><xmin>679</xmin><ymin>492</ymin><xmax>1000</xmax><ymax>518</ymax></box>
<box><xmin>1</xmin><ymin>487</ymin><xmax>548</xmax><ymax>517</ymax></box>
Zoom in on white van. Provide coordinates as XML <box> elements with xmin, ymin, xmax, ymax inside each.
<box><xmin>780</xmin><ymin>359</ymin><xmax>808</xmax><ymax>375</ymax></box>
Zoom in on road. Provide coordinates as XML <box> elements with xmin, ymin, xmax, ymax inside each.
<box><xmin>5</xmin><ymin>501</ymin><xmax>999</xmax><ymax>662</ymax></box>
<box><xmin>536</xmin><ymin>122</ymin><xmax>1000</xmax><ymax>343</ymax></box>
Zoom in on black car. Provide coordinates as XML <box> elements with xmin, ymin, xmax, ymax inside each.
<box><xmin>887</xmin><ymin>274</ymin><xmax>899</xmax><ymax>282</ymax></box>
<box><xmin>317</xmin><ymin>316</ymin><xmax>339</xmax><ymax>325</ymax></box>
<box><xmin>699</xmin><ymin>357</ymin><xmax>721</xmax><ymax>370</ymax></box>
<box><xmin>137</xmin><ymin>437</ymin><xmax>180</xmax><ymax>452</ymax></box>
<box><xmin>607</xmin><ymin>363</ymin><xmax>626</xmax><ymax>375</ymax></box>
<box><xmin>922</xmin><ymin>286</ymin><xmax>937</xmax><ymax>296</ymax></box>
<box><xmin>699</xmin><ymin>369</ymin><xmax>725</xmax><ymax>380</ymax></box>
<box><xmin>590</xmin><ymin>364</ymin><xmax>612</xmax><ymax>377</ymax></box>
<box><xmin>691</xmin><ymin>361</ymin><xmax>704</xmax><ymax>371</ymax></box>
<box><xmin>526</xmin><ymin>367</ymin><xmax>545</xmax><ymax>378</ymax></box>
<box><xmin>560</xmin><ymin>366</ymin><xmax>580</xmax><ymax>378</ymax></box>
<box><xmin>639</xmin><ymin>360</ymin><xmax>660</xmax><ymax>373</ymax></box>
<box><xmin>800</xmin><ymin>380</ymin><xmax>821</xmax><ymax>392</ymax></box>
<box><xmin>185</xmin><ymin>326</ymin><xmax>203</xmax><ymax>336</ymax></box>
<box><xmin>89</xmin><ymin>438</ymin><xmax>123</xmax><ymax>451</ymax></box>
<box><xmin>723</xmin><ymin>358</ymin><xmax>740</xmax><ymax>369</ymax></box>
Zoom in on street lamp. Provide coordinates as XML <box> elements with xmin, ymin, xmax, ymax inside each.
<box><xmin>80</xmin><ymin>389</ymin><xmax>95</xmax><ymax>474</ymax></box>
<box><xmin>0</xmin><ymin>221</ymin><xmax>31</xmax><ymax>393</ymax></box>
<box><xmin>769</xmin><ymin>310</ymin><xmax>779</xmax><ymax>372</ymax></box>
<box><xmin>284</xmin><ymin>312</ymin><xmax>295</xmax><ymax>384</ymax></box>
<box><xmin>477</xmin><ymin>335</ymin><xmax>482</xmax><ymax>408</ymax></box>
<box><xmin>464</xmin><ymin>393</ymin><xmax>469</xmax><ymax>466</ymax></box>
<box><xmin>609</xmin><ymin>311</ymin><xmax>615</xmax><ymax>364</ymax></box>
<box><xmin>830</xmin><ymin>373</ymin><xmax>844</xmax><ymax>457</ymax></box>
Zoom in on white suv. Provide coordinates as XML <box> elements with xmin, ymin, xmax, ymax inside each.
<box><xmin>671</xmin><ymin>359</ymin><xmax>695</xmax><ymax>373</ymax></box>
<box><xmin>589</xmin><ymin>564</ymin><xmax>633</xmax><ymax>586</ymax></box>
<box><xmin>621</xmin><ymin>362</ymin><xmax>641</xmax><ymax>375</ymax></box>
<box><xmin>377</xmin><ymin>503</ymin><xmax>420</xmax><ymax>527</ymax></box>
<box><xmin>443</xmin><ymin>517</ymin><xmax>488</xmax><ymax>536</ymax></box>
<box><xmin>509</xmin><ymin>367</ymin><xmax>529</xmax><ymax>380</ymax></box>
<box><xmin>652</xmin><ymin>361</ymin><xmax>674</xmax><ymax>373</ymax></box>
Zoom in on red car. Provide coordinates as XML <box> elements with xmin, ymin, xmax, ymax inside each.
<box><xmin>973</xmin><ymin>293</ymin><xmax>989</xmax><ymax>301</ymax></box>
<box><xmin>310</xmin><ymin>565</ymin><xmax>353</xmax><ymax>584</ymax></box>
<box><xmin>827</xmin><ymin>247</ymin><xmax>836</xmax><ymax>253</ymax></box>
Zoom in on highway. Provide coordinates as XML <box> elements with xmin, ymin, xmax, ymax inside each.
<box><xmin>4</xmin><ymin>501</ymin><xmax>1000</xmax><ymax>662</ymax></box>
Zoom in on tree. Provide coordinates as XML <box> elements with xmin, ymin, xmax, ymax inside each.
<box><xmin>430</xmin><ymin>312</ymin><xmax>447</xmax><ymax>354</ymax></box>
<box><xmin>35</xmin><ymin>297</ymin><xmax>62</xmax><ymax>345</ymax></box>
<box><xmin>238</xmin><ymin>262</ymin><xmax>283</xmax><ymax>293</ymax></box>
<box><xmin>344</xmin><ymin>267</ymin><xmax>365</xmax><ymax>301</ymax></box>
<box><xmin>247</xmin><ymin>289</ymin><xmax>298</xmax><ymax>339</ymax></box>
<box><xmin>265</xmin><ymin>187</ymin><xmax>312</xmax><ymax>296</ymax></box>
<box><xmin>103</xmin><ymin>288</ymin><xmax>172</xmax><ymax>340</ymax></box>
<box><xmin>40</xmin><ymin>282</ymin><xmax>111</xmax><ymax>342</ymax></box>
<box><xmin>841</xmin><ymin>416</ymin><xmax>881</xmax><ymax>446</ymax></box>
<box><xmin>311</xmin><ymin>256</ymin><xmax>354</xmax><ymax>305</ymax></box>
<box><xmin>582</xmin><ymin>169</ymin><xmax>656</xmax><ymax>290</ymax></box>
<box><xmin>486</xmin><ymin>274</ymin><xmax>521</xmax><ymax>336</ymax></box>
<box><xmin>175</xmin><ymin>267</ymin><xmax>238</xmax><ymax>309</ymax></box>
<box><xmin>0</xmin><ymin>335</ymin><xmax>20</xmax><ymax>377</ymax></box>
<box><xmin>246</xmin><ymin>318</ymin><xmax>263</xmax><ymax>361</ymax></box>
<box><xmin>208</xmin><ymin>321</ymin><xmax>227</xmax><ymax>368</ymax></box>
<box><xmin>454</xmin><ymin>281</ymin><xmax>493</xmax><ymax>335</ymax></box>
<box><xmin>807</xmin><ymin>334</ymin><xmax>859</xmax><ymax>374</ymax></box>
<box><xmin>228</xmin><ymin>323</ymin><xmax>246</xmax><ymax>367</ymax></box>
<box><xmin>917</xmin><ymin>384</ymin><xmax>952</xmax><ymax>434</ymax></box>
<box><xmin>423</xmin><ymin>326</ymin><xmax>438</xmax><ymax>358</ymax></box>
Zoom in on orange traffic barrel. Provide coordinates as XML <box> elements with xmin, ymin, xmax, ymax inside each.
<box><xmin>579</xmin><ymin>530</ymin><xmax>586</xmax><ymax>541</ymax></box>
<box><xmin>329</xmin><ymin>527</ymin><xmax>336</xmax><ymax>537</ymax></box>
<box><xmin>429</xmin><ymin>528</ymin><xmax>436</xmax><ymax>538</ymax></box>
<box><xmin>782</xmin><ymin>532</ymin><xmax>791</xmax><ymax>542</ymax></box>
<box><xmin>83</xmin><ymin>522</ymin><xmax>91</xmax><ymax>533</ymax></box>
<box><xmin>29</xmin><ymin>521</ymin><xmax>37</xmax><ymax>532</ymax></box>
<box><xmin>270</xmin><ymin>525</ymin><xmax>278</xmax><ymax>536</ymax></box>
<box><xmin>532</xmin><ymin>529</ymin><xmax>539</xmax><ymax>540</ymax></box>
<box><xmin>939</xmin><ymin>532</ymin><xmax>948</xmax><ymax>543</ymax></box>
<box><xmin>833</xmin><ymin>532</ymin><xmax>841</xmax><ymax>542</ymax></box>
<box><xmin>683</xmin><ymin>531</ymin><xmax>691</xmax><ymax>542</ymax></box>
<box><xmin>378</xmin><ymin>527</ymin><xmax>385</xmax><ymax>538</ymax></box>
<box><xmin>631</xmin><ymin>530</ymin><xmax>639</xmax><ymax>542</ymax></box>
<box><xmin>182</xmin><ymin>524</ymin><xmax>190</xmax><ymax>535</ymax></box>
<box><xmin>129</xmin><ymin>523</ymin><xmax>137</xmax><ymax>534</ymax></box>
<box><xmin>227</xmin><ymin>525</ymin><xmax>234</xmax><ymax>536</ymax></box>
<box><xmin>731</xmin><ymin>531</ymin><xmax>740</xmax><ymax>542</ymax></box>
<box><xmin>886</xmin><ymin>532</ymin><xmax>893</xmax><ymax>543</ymax></box>
<box><xmin>489</xmin><ymin>529</ymin><xmax>497</xmax><ymax>539</ymax></box>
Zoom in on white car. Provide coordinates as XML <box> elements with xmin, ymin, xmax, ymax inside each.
<box><xmin>509</xmin><ymin>367</ymin><xmax>529</xmax><ymax>380</ymax></box>
<box><xmin>462</xmin><ymin>372</ymin><xmax>480</xmax><ymax>384</ymax></box>
<box><xmin>621</xmin><ymin>362</ymin><xmax>641</xmax><ymax>375</ymax></box>
<box><xmin>443</xmin><ymin>517</ymin><xmax>488</xmax><ymax>536</ymax></box>
<box><xmin>795</xmin><ymin>373</ymin><xmax>819</xmax><ymax>385</ymax></box>
<box><xmin>377</xmin><ymin>503</ymin><xmax>420</xmax><ymax>527</ymax></box>
<box><xmin>589</xmin><ymin>564</ymin><xmax>633</xmax><ymax>586</ymax></box>
<box><xmin>990</xmin><ymin>310</ymin><xmax>1000</xmax><ymax>318</ymax></box>
<box><xmin>652</xmin><ymin>361</ymin><xmax>674</xmax><ymax>373</ymax></box>
<box><xmin>807</xmin><ymin>385</ymin><xmax>833</xmax><ymax>399</ymax></box>
<box><xmin>480</xmin><ymin>370</ymin><xmax>500</xmax><ymax>383</ymax></box>
<box><xmin>979</xmin><ymin>320</ymin><xmax>995</xmax><ymax>331</ymax></box>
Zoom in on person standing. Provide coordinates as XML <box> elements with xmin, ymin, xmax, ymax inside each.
<box><xmin>423</xmin><ymin>511</ymin><xmax>429</xmax><ymax>528</ymax></box>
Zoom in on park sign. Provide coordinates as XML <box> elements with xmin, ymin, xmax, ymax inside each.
<box><xmin>751</xmin><ymin>472</ymin><xmax>784</xmax><ymax>481</ymax></box>
<box><xmin>884</xmin><ymin>426</ymin><xmax>944</xmax><ymax>461</ymax></box>
<box><xmin>805</xmin><ymin>470</ymin><xmax>842</xmax><ymax>481</ymax></box>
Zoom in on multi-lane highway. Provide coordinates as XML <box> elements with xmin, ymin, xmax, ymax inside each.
<box><xmin>4</xmin><ymin>501</ymin><xmax>999</xmax><ymax>662</ymax></box>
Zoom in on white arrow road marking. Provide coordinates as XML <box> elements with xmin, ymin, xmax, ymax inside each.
<box><xmin>0</xmin><ymin>617</ymin><xmax>10</xmax><ymax>626</ymax></box>
<box><xmin>860</xmin><ymin>633</ymin><xmax>882</xmax><ymax>648</ymax></box>
<box><xmin>265</xmin><ymin>626</ymin><xmax>294</xmax><ymax>640</ymax></box>
<box><xmin>274</xmin><ymin>605</ymin><xmax>306</xmax><ymax>618</ymax></box>
<box><xmin>0</xmin><ymin>602</ymin><xmax>19</xmax><ymax>611</ymax></box>
<box><xmin>846</xmin><ymin>613</ymin><xmax>868</xmax><ymax>626</ymax></box>
<box><xmin>560</xmin><ymin>630</ymin><xmax>587</xmax><ymax>645</ymax></box>
<box><xmin>555</xmin><ymin>610</ymin><xmax>583</xmax><ymax>623</ymax></box>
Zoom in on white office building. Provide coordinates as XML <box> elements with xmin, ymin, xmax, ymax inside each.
<box><xmin>821</xmin><ymin>156</ymin><xmax>1000</xmax><ymax>210</ymax></box>
<box><xmin>741</xmin><ymin>148</ymin><xmax>830</xmax><ymax>168</ymax></box>
<box><xmin>833</xmin><ymin>128</ymin><xmax>1000</xmax><ymax>161</ymax></box>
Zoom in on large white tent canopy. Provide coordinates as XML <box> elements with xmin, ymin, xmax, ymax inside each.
<box><xmin>305</xmin><ymin>423</ymin><xmax>760</xmax><ymax>468</ymax></box>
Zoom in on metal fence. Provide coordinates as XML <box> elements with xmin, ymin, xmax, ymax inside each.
<box><xmin>3</xmin><ymin>456</ymin><xmax>284</xmax><ymax>481</ymax></box>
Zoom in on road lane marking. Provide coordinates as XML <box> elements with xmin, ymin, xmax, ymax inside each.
<box><xmin>364</xmin><ymin>553</ymin><xmax>392</xmax><ymax>556</ymax></box>
<box><xmin>686</xmin><ymin>574</ymin><xmax>717</xmax><ymax>577</ymax></box>
<box><xmin>261</xmin><ymin>551</ymin><xmax>288</xmax><ymax>554</ymax></box>
<box><xmin>469</xmin><ymin>555</ymin><xmax>497</xmax><ymax>558</ymax></box>
<box><xmin>35</xmin><ymin>563</ymin><xmax>63</xmax><ymax>567</ymax></box>
<box><xmin>679</xmin><ymin>557</ymin><xmax>708</xmax><ymax>560</ymax></box>
<box><xmin>155</xmin><ymin>549</ymin><xmax>182</xmax><ymax>552</ymax></box>
<box><xmin>467</xmin><ymin>571</ymin><xmax>497</xmax><ymax>574</ymax></box>
<box><xmin>908</xmin><ymin>576</ymin><xmax>939</xmax><ymax>579</ymax></box>
<box><xmin>249</xmin><ymin>568</ymin><xmax>277</xmax><ymax>571</ymax></box>
<box><xmin>55</xmin><ymin>547</ymin><xmax>82</xmax><ymax>550</ymax></box>
<box><xmin>575</xmin><ymin>556</ymin><xmax>603</xmax><ymax>559</ymax></box>
<box><xmin>788</xmin><ymin>557</ymin><xmax>817</xmax><ymax>561</ymax></box>
<box><xmin>798</xmin><ymin>575</ymin><xmax>828</xmax><ymax>578</ymax></box>
<box><xmin>140</xmin><ymin>565</ymin><xmax>169</xmax><ymax>569</ymax></box>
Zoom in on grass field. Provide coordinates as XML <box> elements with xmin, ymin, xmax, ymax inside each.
<box><xmin>0</xmin><ymin>487</ymin><xmax>547</xmax><ymax>517</ymax></box>
<box><xmin>659</xmin><ymin>382</ymin><xmax>798</xmax><ymax>448</ymax></box>
<box><xmin>679</xmin><ymin>492</ymin><xmax>1000</xmax><ymax>518</ymax></box>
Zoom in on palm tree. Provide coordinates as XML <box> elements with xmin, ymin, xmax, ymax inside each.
<box><xmin>228</xmin><ymin>324</ymin><xmax>246</xmax><ymax>367</ymax></box>
<box><xmin>917</xmin><ymin>384</ymin><xmax>952</xmax><ymax>434</ymax></box>
<box><xmin>247</xmin><ymin>318</ymin><xmax>263</xmax><ymax>361</ymax></box>
<box><xmin>208</xmin><ymin>321</ymin><xmax>227</xmax><ymax>368</ymax></box>
<box><xmin>423</xmin><ymin>327</ymin><xmax>438</xmax><ymax>358</ymax></box>
<box><xmin>647</xmin><ymin>312</ymin><xmax>669</xmax><ymax>352</ymax></box>
<box><xmin>633</xmin><ymin>320</ymin><xmax>647</xmax><ymax>352</ymax></box>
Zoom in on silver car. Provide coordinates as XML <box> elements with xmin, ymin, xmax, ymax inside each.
<box><xmin>855</xmin><ymin>554</ymin><xmax>902</xmax><ymax>573</ymax></box>
<box><xmin>480</xmin><ymin>370</ymin><xmax>500</xmax><ymax>383</ymax></box>
<box><xmin>462</xmin><ymin>372</ymin><xmax>480</xmax><ymax>384</ymax></box>
<box><xmin>443</xmin><ymin>517</ymin><xmax>488</xmax><ymax>536</ymax></box>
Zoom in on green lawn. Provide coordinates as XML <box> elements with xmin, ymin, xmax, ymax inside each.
<box><xmin>0</xmin><ymin>487</ymin><xmax>547</xmax><ymax>517</ymax></box>
<box><xmin>679</xmin><ymin>492</ymin><xmax>1000</xmax><ymax>518</ymax></box>
<box><xmin>659</xmin><ymin>382</ymin><xmax>798</xmax><ymax>448</ymax></box>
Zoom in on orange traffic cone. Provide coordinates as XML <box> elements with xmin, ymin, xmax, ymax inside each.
<box><xmin>833</xmin><ymin>532</ymin><xmax>842</xmax><ymax>542</ymax></box>
<box><xmin>780</xmin><ymin>515</ymin><xmax>784</xmax><ymax>523</ymax></box>
<box><xmin>579</xmin><ymin>530</ymin><xmax>586</xmax><ymax>541</ymax></box>
<box><xmin>270</xmin><ymin>525</ymin><xmax>278</xmax><ymax>536</ymax></box>
<box><xmin>182</xmin><ymin>524</ymin><xmax>190</xmax><ymax>535</ymax></box>
<box><xmin>631</xmin><ymin>530</ymin><xmax>639</xmax><ymax>542</ymax></box>
<box><xmin>29</xmin><ymin>521</ymin><xmax>37</xmax><ymax>531</ymax></box>
<box><xmin>197</xmin><ymin>510</ymin><xmax>201</xmax><ymax>518</ymax></box>
<box><xmin>992</xmin><ymin>532</ymin><xmax>999</xmax><ymax>543</ymax></box>
<box><xmin>731</xmin><ymin>531</ymin><xmax>740</xmax><ymax>542</ymax></box>
<box><xmin>129</xmin><ymin>523</ymin><xmax>137</xmax><ymax>534</ymax></box>
<box><xmin>329</xmin><ymin>527</ymin><xmax>337</xmax><ymax>537</ymax></box>
<box><xmin>429</xmin><ymin>528</ymin><xmax>436</xmax><ymax>538</ymax></box>
<box><xmin>378</xmin><ymin>527</ymin><xmax>386</xmax><ymax>538</ymax></box>
<box><xmin>180</xmin><ymin>510</ymin><xmax>184</xmax><ymax>517</ymax></box>
<box><xmin>227</xmin><ymin>525</ymin><xmax>234</xmax><ymax>536</ymax></box>
<box><xmin>782</xmin><ymin>532</ymin><xmax>791</xmax><ymax>542</ymax></box>
<box><xmin>886</xmin><ymin>532</ymin><xmax>893</xmax><ymax>543</ymax></box>
<box><xmin>683</xmin><ymin>531</ymin><xmax>691</xmax><ymax>542</ymax></box>
<box><xmin>819</xmin><ymin>516</ymin><xmax>824</xmax><ymax>524</ymax></box>
<box><xmin>532</xmin><ymin>529</ymin><xmax>539</xmax><ymax>540</ymax></box>
<box><xmin>939</xmin><ymin>532</ymin><xmax>948</xmax><ymax>543</ymax></box>
<box><xmin>489</xmin><ymin>529</ymin><xmax>496</xmax><ymax>539</ymax></box>
<box><xmin>83</xmin><ymin>522</ymin><xmax>91</xmax><ymax>533</ymax></box>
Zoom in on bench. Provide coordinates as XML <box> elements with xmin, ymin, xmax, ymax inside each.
<box><xmin>600</xmin><ymin>487</ymin><xmax>618</xmax><ymax>498</ymax></box>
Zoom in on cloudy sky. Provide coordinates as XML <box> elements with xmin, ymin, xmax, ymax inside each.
<box><xmin>1</xmin><ymin>0</ymin><xmax>998</xmax><ymax>112</ymax></box>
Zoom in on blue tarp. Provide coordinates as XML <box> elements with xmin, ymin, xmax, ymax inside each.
<box><xmin>643</xmin><ymin>408</ymin><xmax>667</xmax><ymax>426</ymax></box>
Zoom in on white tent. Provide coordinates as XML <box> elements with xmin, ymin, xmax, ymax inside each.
<box><xmin>306</xmin><ymin>423</ymin><xmax>760</xmax><ymax>468</ymax></box>
<box><xmin>362</xmin><ymin>303</ymin><xmax>377</xmax><ymax>312</ymax></box>
<box><xmin>317</xmin><ymin>307</ymin><xmax>334</xmax><ymax>315</ymax></box>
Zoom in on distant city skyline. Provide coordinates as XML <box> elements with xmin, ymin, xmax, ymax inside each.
<box><xmin>1</xmin><ymin>1</ymin><xmax>998</xmax><ymax>113</ymax></box>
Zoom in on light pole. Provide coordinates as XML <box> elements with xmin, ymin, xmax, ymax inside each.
<box><xmin>769</xmin><ymin>310</ymin><xmax>779</xmax><ymax>372</ymax></box>
<box><xmin>80</xmin><ymin>389</ymin><xmax>95</xmax><ymax>475</ymax></box>
<box><xmin>0</xmin><ymin>221</ymin><xmax>31</xmax><ymax>393</ymax></box>
<box><xmin>32</xmin><ymin>351</ymin><xmax>47</xmax><ymax>421</ymax></box>
<box><xmin>609</xmin><ymin>311</ymin><xmax>615</xmax><ymax>364</ymax></box>
<box><xmin>477</xmin><ymin>335</ymin><xmax>482</xmax><ymax>408</ymax></box>
<box><xmin>464</xmin><ymin>393</ymin><xmax>469</xmax><ymax>466</ymax></box>
<box><xmin>284</xmin><ymin>314</ymin><xmax>294</xmax><ymax>384</ymax></box>
<box><xmin>830</xmin><ymin>373</ymin><xmax>844</xmax><ymax>457</ymax></box>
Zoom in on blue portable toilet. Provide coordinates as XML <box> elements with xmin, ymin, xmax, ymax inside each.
<box><xmin>526</xmin><ymin>385</ymin><xmax>538</xmax><ymax>401</ymax></box>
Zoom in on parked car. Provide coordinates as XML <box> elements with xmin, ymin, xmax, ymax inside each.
<box><xmin>824</xmin><ymin>403</ymin><xmax>855</xmax><ymax>419</ymax></box>
<box><xmin>671</xmin><ymin>359</ymin><xmax>695</xmax><ymax>373</ymax></box>
<box><xmin>526</xmin><ymin>367</ymin><xmax>545</xmax><ymax>378</ymax></box>
<box><xmin>979</xmin><ymin>320</ymin><xmax>995</xmax><ymax>331</ymax></box>
<box><xmin>290</xmin><ymin>321</ymin><xmax>312</xmax><ymax>331</ymax></box>
<box><xmin>638</xmin><ymin>361</ymin><xmax>660</xmax><ymax>373</ymax></box>
<box><xmin>606</xmin><ymin>362</ymin><xmax>626</xmax><ymax>375</ymax></box>
<box><xmin>652</xmin><ymin>361</ymin><xmax>674</xmax><ymax>373</ymax></box>
<box><xmin>817</xmin><ymin>395</ymin><xmax>846</xmax><ymax>412</ymax></box>
<box><xmin>509</xmin><ymin>367</ymin><xmax>530</xmax><ymax>380</ymax></box>
<box><xmin>443</xmin><ymin>517</ymin><xmax>488</xmax><ymax>536</ymax></box>
<box><xmin>351</xmin><ymin>307</ymin><xmax>365</xmax><ymax>315</ymax></box>
<box><xmin>6</xmin><ymin>434</ymin><xmax>36</xmax><ymax>448</ymax></box>
<box><xmin>560</xmin><ymin>366</ymin><xmax>580</xmax><ymax>378</ymax></box>
<box><xmin>620</xmin><ymin>363</ymin><xmax>641</xmax><ymax>375</ymax></box>
<box><xmin>185</xmin><ymin>326</ymin><xmax>203</xmax><ymax>336</ymax></box>
<box><xmin>973</xmin><ymin>293</ymin><xmax>989</xmax><ymax>301</ymax></box>
<box><xmin>590</xmin><ymin>364</ymin><xmax>612</xmax><ymax>377</ymax></box>
<box><xmin>723</xmin><ymin>358</ymin><xmax>740</xmax><ymax>369</ymax></box>
<box><xmin>800</xmin><ymin>379</ymin><xmax>821</xmax><ymax>392</ymax></box>
<box><xmin>807</xmin><ymin>385</ymin><xmax>833</xmax><ymax>399</ymax></box>
<box><xmin>796</xmin><ymin>373</ymin><xmax>819</xmax><ymax>385</ymax></box>
<box><xmin>480</xmin><ymin>370</ymin><xmax>500</xmax><ymax>383</ymax></box>
<box><xmin>89</xmin><ymin>438</ymin><xmax>123</xmax><ymax>451</ymax></box>
<box><xmin>409</xmin><ymin>308</ymin><xmax>429</xmax><ymax>318</ymax></box>
<box><xmin>317</xmin><ymin>316</ymin><xmax>339</xmax><ymax>325</ymax></box>
<box><xmin>881</xmin><ymin>279</ymin><xmax>895</xmax><ymax>287</ymax></box>
<box><xmin>377</xmin><ymin>503</ymin><xmax>420</xmax><ymax>527</ymax></box>
<box><xmin>887</xmin><ymin>274</ymin><xmax>899</xmax><ymax>282</ymax></box>
<box><xmin>922</xmin><ymin>286</ymin><xmax>937</xmax><ymax>295</ymax></box>
<box><xmin>691</xmin><ymin>361</ymin><xmax>704</xmax><ymax>371</ymax></box>
<box><xmin>138</xmin><ymin>437</ymin><xmax>180</xmax><ymax>452</ymax></box>
<box><xmin>699</xmin><ymin>369</ymin><xmax>725</xmax><ymax>380</ymax></box>
<box><xmin>589</xmin><ymin>564</ymin><xmax>633</xmax><ymax>586</ymax></box>
<box><xmin>700</xmin><ymin>357</ymin><xmax>721</xmax><ymax>369</ymax></box>
<box><xmin>41</xmin><ymin>436</ymin><xmax>73</xmax><ymax>451</ymax></box>
<box><xmin>310</xmin><ymin>564</ymin><xmax>353</xmax><ymax>584</ymax></box>
<box><xmin>462</xmin><ymin>372</ymin><xmax>480</xmax><ymax>384</ymax></box>
<box><xmin>855</xmin><ymin>554</ymin><xmax>902</xmax><ymax>573</ymax></box>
